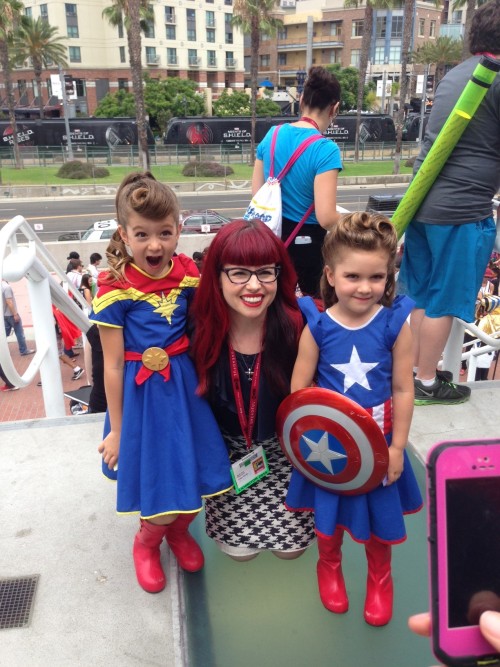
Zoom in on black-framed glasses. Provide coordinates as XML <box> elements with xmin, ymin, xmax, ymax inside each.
<box><xmin>221</xmin><ymin>266</ymin><xmax>281</xmax><ymax>285</ymax></box>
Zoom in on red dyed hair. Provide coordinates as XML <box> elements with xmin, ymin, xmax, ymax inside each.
<box><xmin>191</xmin><ymin>219</ymin><xmax>303</xmax><ymax>396</ymax></box>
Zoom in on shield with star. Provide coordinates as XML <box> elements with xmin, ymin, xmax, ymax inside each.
<box><xmin>276</xmin><ymin>387</ymin><xmax>389</xmax><ymax>495</ymax></box>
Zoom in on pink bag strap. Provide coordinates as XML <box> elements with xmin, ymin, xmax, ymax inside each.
<box><xmin>277</xmin><ymin>133</ymin><xmax>323</xmax><ymax>181</ymax></box>
<box><xmin>283</xmin><ymin>203</ymin><xmax>315</xmax><ymax>248</ymax></box>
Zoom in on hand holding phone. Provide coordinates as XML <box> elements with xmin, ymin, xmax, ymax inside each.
<box><xmin>427</xmin><ymin>439</ymin><xmax>500</xmax><ymax>667</ymax></box>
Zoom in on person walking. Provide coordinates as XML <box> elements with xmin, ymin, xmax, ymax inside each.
<box><xmin>2</xmin><ymin>279</ymin><xmax>34</xmax><ymax>356</ymax></box>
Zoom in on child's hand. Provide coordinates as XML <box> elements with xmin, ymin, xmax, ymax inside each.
<box><xmin>98</xmin><ymin>432</ymin><xmax>120</xmax><ymax>470</ymax></box>
<box><xmin>386</xmin><ymin>447</ymin><xmax>404</xmax><ymax>486</ymax></box>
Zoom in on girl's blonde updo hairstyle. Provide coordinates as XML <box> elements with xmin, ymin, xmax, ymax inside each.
<box><xmin>106</xmin><ymin>171</ymin><xmax>179</xmax><ymax>281</ymax></box>
<box><xmin>320</xmin><ymin>211</ymin><xmax>398</xmax><ymax>309</ymax></box>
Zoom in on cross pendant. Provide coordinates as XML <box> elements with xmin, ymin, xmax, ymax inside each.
<box><xmin>245</xmin><ymin>368</ymin><xmax>254</xmax><ymax>381</ymax></box>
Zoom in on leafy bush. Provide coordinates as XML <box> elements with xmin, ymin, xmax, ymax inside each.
<box><xmin>182</xmin><ymin>161</ymin><xmax>234</xmax><ymax>177</ymax></box>
<box><xmin>56</xmin><ymin>160</ymin><xmax>110</xmax><ymax>179</ymax></box>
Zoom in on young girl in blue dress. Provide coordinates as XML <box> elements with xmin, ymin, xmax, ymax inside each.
<box><xmin>90</xmin><ymin>172</ymin><xmax>232</xmax><ymax>594</ymax></box>
<box><xmin>286</xmin><ymin>211</ymin><xmax>422</xmax><ymax>625</ymax></box>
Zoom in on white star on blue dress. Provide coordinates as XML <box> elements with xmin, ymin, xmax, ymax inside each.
<box><xmin>302</xmin><ymin>432</ymin><xmax>347</xmax><ymax>474</ymax></box>
<box><xmin>331</xmin><ymin>345</ymin><xmax>378</xmax><ymax>393</ymax></box>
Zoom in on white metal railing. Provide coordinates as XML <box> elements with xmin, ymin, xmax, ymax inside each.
<box><xmin>443</xmin><ymin>313</ymin><xmax>500</xmax><ymax>382</ymax></box>
<box><xmin>0</xmin><ymin>215</ymin><xmax>91</xmax><ymax>418</ymax></box>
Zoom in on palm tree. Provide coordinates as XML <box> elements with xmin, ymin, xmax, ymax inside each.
<box><xmin>232</xmin><ymin>0</ymin><xmax>282</xmax><ymax>164</ymax></box>
<box><xmin>393</xmin><ymin>0</ymin><xmax>414</xmax><ymax>175</ymax></box>
<box><xmin>344</xmin><ymin>0</ymin><xmax>396</xmax><ymax>162</ymax></box>
<box><xmin>102</xmin><ymin>0</ymin><xmax>154</xmax><ymax>170</ymax></box>
<box><xmin>0</xmin><ymin>0</ymin><xmax>26</xmax><ymax>168</ymax></box>
<box><xmin>411</xmin><ymin>36</ymin><xmax>462</xmax><ymax>89</ymax></box>
<box><xmin>13</xmin><ymin>18</ymin><xmax>67</xmax><ymax>120</ymax></box>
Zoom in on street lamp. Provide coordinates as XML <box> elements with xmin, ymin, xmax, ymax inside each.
<box><xmin>296</xmin><ymin>69</ymin><xmax>307</xmax><ymax>95</ymax></box>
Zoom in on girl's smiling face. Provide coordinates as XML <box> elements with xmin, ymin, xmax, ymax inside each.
<box><xmin>119</xmin><ymin>211</ymin><xmax>180</xmax><ymax>276</ymax></box>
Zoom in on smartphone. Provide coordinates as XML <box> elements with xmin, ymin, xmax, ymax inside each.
<box><xmin>427</xmin><ymin>439</ymin><xmax>500</xmax><ymax>667</ymax></box>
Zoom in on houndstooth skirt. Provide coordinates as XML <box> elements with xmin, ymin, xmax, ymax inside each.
<box><xmin>205</xmin><ymin>432</ymin><xmax>316</xmax><ymax>551</ymax></box>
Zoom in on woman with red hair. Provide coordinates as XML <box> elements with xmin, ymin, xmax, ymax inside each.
<box><xmin>191</xmin><ymin>219</ymin><xmax>315</xmax><ymax>560</ymax></box>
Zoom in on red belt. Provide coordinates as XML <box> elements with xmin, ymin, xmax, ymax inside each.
<box><xmin>124</xmin><ymin>334</ymin><xmax>189</xmax><ymax>385</ymax></box>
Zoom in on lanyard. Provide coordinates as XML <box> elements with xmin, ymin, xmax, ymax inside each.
<box><xmin>300</xmin><ymin>116</ymin><xmax>320</xmax><ymax>131</ymax></box>
<box><xmin>229</xmin><ymin>345</ymin><xmax>262</xmax><ymax>450</ymax></box>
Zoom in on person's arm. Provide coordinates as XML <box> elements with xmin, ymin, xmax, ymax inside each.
<box><xmin>83</xmin><ymin>288</ymin><xmax>93</xmax><ymax>305</ymax></box>
<box><xmin>251</xmin><ymin>158</ymin><xmax>265</xmax><ymax>196</ymax></box>
<box><xmin>291</xmin><ymin>325</ymin><xmax>319</xmax><ymax>392</ymax></box>
<box><xmin>313</xmin><ymin>169</ymin><xmax>341</xmax><ymax>231</ymax></box>
<box><xmin>4</xmin><ymin>294</ymin><xmax>19</xmax><ymax>322</ymax></box>
<box><xmin>97</xmin><ymin>325</ymin><xmax>124</xmax><ymax>470</ymax></box>
<box><xmin>387</xmin><ymin>321</ymin><xmax>414</xmax><ymax>485</ymax></box>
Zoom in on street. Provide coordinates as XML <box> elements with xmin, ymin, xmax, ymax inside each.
<box><xmin>0</xmin><ymin>184</ymin><xmax>408</xmax><ymax>242</ymax></box>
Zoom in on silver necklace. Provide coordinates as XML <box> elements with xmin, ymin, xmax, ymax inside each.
<box><xmin>236</xmin><ymin>352</ymin><xmax>257</xmax><ymax>381</ymax></box>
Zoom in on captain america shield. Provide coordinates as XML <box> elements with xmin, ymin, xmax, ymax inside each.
<box><xmin>276</xmin><ymin>387</ymin><xmax>389</xmax><ymax>495</ymax></box>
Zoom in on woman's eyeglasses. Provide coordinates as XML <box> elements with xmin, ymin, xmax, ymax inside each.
<box><xmin>221</xmin><ymin>266</ymin><xmax>281</xmax><ymax>284</ymax></box>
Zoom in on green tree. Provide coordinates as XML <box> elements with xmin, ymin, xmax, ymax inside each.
<box><xmin>13</xmin><ymin>17</ymin><xmax>67</xmax><ymax>120</ymax></box>
<box><xmin>0</xmin><ymin>0</ymin><xmax>27</xmax><ymax>168</ymax></box>
<box><xmin>94</xmin><ymin>89</ymin><xmax>136</xmax><ymax>117</ymax></box>
<box><xmin>411</xmin><ymin>36</ymin><xmax>462</xmax><ymax>89</ymax></box>
<box><xmin>326</xmin><ymin>64</ymin><xmax>374</xmax><ymax>112</ymax></box>
<box><xmin>143</xmin><ymin>75</ymin><xmax>205</xmax><ymax>133</ymax></box>
<box><xmin>102</xmin><ymin>0</ymin><xmax>154</xmax><ymax>170</ymax></box>
<box><xmin>232</xmin><ymin>0</ymin><xmax>282</xmax><ymax>163</ymax></box>
<box><xmin>343</xmin><ymin>0</ymin><xmax>396</xmax><ymax>161</ymax></box>
<box><xmin>213</xmin><ymin>89</ymin><xmax>281</xmax><ymax>117</ymax></box>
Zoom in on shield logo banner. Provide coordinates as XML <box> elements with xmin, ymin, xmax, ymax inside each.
<box><xmin>276</xmin><ymin>387</ymin><xmax>389</xmax><ymax>495</ymax></box>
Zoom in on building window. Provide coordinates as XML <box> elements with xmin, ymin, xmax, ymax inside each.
<box><xmin>166</xmin><ymin>24</ymin><xmax>176</xmax><ymax>39</ymax></box>
<box><xmin>451</xmin><ymin>10</ymin><xmax>462</xmax><ymax>22</ymax></box>
<box><xmin>388</xmin><ymin>45</ymin><xmax>401</xmax><ymax>63</ymax></box>
<box><xmin>419</xmin><ymin>18</ymin><xmax>425</xmax><ymax>36</ymax></box>
<box><xmin>119</xmin><ymin>46</ymin><xmax>126</xmax><ymax>63</ymax></box>
<box><xmin>330</xmin><ymin>22</ymin><xmax>341</xmax><ymax>37</ymax></box>
<box><xmin>24</xmin><ymin>6</ymin><xmax>32</xmax><ymax>17</ymax></box>
<box><xmin>69</xmin><ymin>46</ymin><xmax>81</xmax><ymax>62</ymax></box>
<box><xmin>260</xmin><ymin>54</ymin><xmax>270</xmax><ymax>67</ymax></box>
<box><xmin>224</xmin><ymin>0</ymin><xmax>232</xmax><ymax>5</ymax></box>
<box><xmin>167</xmin><ymin>47</ymin><xmax>177</xmax><ymax>65</ymax></box>
<box><xmin>374</xmin><ymin>46</ymin><xmax>385</xmax><ymax>64</ymax></box>
<box><xmin>391</xmin><ymin>16</ymin><xmax>403</xmax><ymax>38</ymax></box>
<box><xmin>65</xmin><ymin>3</ymin><xmax>77</xmax><ymax>17</ymax></box>
<box><xmin>187</xmin><ymin>27</ymin><xmax>196</xmax><ymax>40</ymax></box>
<box><xmin>278</xmin><ymin>27</ymin><xmax>287</xmax><ymax>39</ymax></box>
<box><xmin>187</xmin><ymin>9</ymin><xmax>196</xmax><ymax>41</ymax></box>
<box><xmin>188</xmin><ymin>48</ymin><xmax>199</xmax><ymax>66</ymax></box>
<box><xmin>187</xmin><ymin>8</ymin><xmax>195</xmax><ymax>19</ymax></box>
<box><xmin>278</xmin><ymin>53</ymin><xmax>287</xmax><ymax>66</ymax></box>
<box><xmin>430</xmin><ymin>19</ymin><xmax>436</xmax><ymax>37</ymax></box>
<box><xmin>207</xmin><ymin>50</ymin><xmax>216</xmax><ymax>67</ymax></box>
<box><xmin>67</xmin><ymin>25</ymin><xmax>79</xmax><ymax>38</ymax></box>
<box><xmin>118</xmin><ymin>78</ymin><xmax>129</xmax><ymax>90</ymax></box>
<box><xmin>118</xmin><ymin>21</ymin><xmax>124</xmax><ymax>38</ymax></box>
<box><xmin>145</xmin><ymin>46</ymin><xmax>157</xmax><ymax>64</ymax></box>
<box><xmin>225</xmin><ymin>13</ymin><xmax>233</xmax><ymax>43</ymax></box>
<box><xmin>226</xmin><ymin>51</ymin><xmax>235</xmax><ymax>67</ymax></box>
<box><xmin>74</xmin><ymin>78</ymin><xmax>85</xmax><ymax>97</ymax></box>
<box><xmin>165</xmin><ymin>6</ymin><xmax>175</xmax><ymax>23</ymax></box>
<box><xmin>17</xmin><ymin>79</ymin><xmax>27</xmax><ymax>94</ymax></box>
<box><xmin>40</xmin><ymin>4</ymin><xmax>48</xmax><ymax>21</ymax></box>
<box><xmin>144</xmin><ymin>7</ymin><xmax>155</xmax><ymax>39</ymax></box>
<box><xmin>206</xmin><ymin>10</ymin><xmax>215</xmax><ymax>27</ymax></box>
<box><xmin>207</xmin><ymin>28</ymin><xmax>215</xmax><ymax>42</ymax></box>
<box><xmin>375</xmin><ymin>16</ymin><xmax>386</xmax><ymax>38</ymax></box>
<box><xmin>352</xmin><ymin>19</ymin><xmax>363</xmax><ymax>37</ymax></box>
<box><xmin>351</xmin><ymin>49</ymin><xmax>360</xmax><ymax>67</ymax></box>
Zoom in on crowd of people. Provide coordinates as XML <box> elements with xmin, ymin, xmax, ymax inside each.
<box><xmin>1</xmin><ymin>4</ymin><xmax>500</xmax><ymax>659</ymax></box>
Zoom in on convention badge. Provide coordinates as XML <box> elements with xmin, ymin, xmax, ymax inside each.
<box><xmin>276</xmin><ymin>387</ymin><xmax>389</xmax><ymax>496</ymax></box>
<box><xmin>230</xmin><ymin>445</ymin><xmax>269</xmax><ymax>495</ymax></box>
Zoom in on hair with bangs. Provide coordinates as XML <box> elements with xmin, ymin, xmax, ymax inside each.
<box><xmin>104</xmin><ymin>171</ymin><xmax>179</xmax><ymax>282</ymax></box>
<box><xmin>320</xmin><ymin>211</ymin><xmax>397</xmax><ymax>309</ymax></box>
<box><xmin>191</xmin><ymin>219</ymin><xmax>303</xmax><ymax>397</ymax></box>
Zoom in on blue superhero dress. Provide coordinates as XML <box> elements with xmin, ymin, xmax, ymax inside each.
<box><xmin>285</xmin><ymin>295</ymin><xmax>423</xmax><ymax>543</ymax></box>
<box><xmin>89</xmin><ymin>256</ymin><xmax>232</xmax><ymax>519</ymax></box>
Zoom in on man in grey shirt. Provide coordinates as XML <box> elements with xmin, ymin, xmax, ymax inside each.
<box><xmin>2</xmin><ymin>280</ymin><xmax>35</xmax><ymax>356</ymax></box>
<box><xmin>398</xmin><ymin>0</ymin><xmax>500</xmax><ymax>405</ymax></box>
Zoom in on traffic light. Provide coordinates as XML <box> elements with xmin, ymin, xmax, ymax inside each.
<box><xmin>64</xmin><ymin>75</ymin><xmax>74</xmax><ymax>94</ymax></box>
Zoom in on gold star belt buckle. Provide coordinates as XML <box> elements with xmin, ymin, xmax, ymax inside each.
<box><xmin>142</xmin><ymin>347</ymin><xmax>169</xmax><ymax>371</ymax></box>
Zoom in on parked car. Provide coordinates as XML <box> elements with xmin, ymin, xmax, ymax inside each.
<box><xmin>180</xmin><ymin>210</ymin><xmax>232</xmax><ymax>234</ymax></box>
<box><xmin>58</xmin><ymin>219</ymin><xmax>118</xmax><ymax>242</ymax></box>
<box><xmin>365</xmin><ymin>194</ymin><xmax>404</xmax><ymax>217</ymax></box>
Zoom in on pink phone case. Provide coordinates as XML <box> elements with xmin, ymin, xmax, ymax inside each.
<box><xmin>427</xmin><ymin>439</ymin><xmax>500</xmax><ymax>667</ymax></box>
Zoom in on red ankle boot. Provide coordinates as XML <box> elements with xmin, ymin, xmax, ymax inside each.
<box><xmin>133</xmin><ymin>520</ymin><xmax>167</xmax><ymax>593</ymax></box>
<box><xmin>364</xmin><ymin>537</ymin><xmax>393</xmax><ymax>626</ymax></box>
<box><xmin>316</xmin><ymin>528</ymin><xmax>349</xmax><ymax>613</ymax></box>
<box><xmin>165</xmin><ymin>513</ymin><xmax>204</xmax><ymax>572</ymax></box>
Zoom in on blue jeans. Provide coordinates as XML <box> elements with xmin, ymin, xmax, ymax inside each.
<box><xmin>4</xmin><ymin>315</ymin><xmax>28</xmax><ymax>355</ymax></box>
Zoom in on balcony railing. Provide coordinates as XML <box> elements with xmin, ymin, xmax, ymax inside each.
<box><xmin>165</xmin><ymin>14</ymin><xmax>176</xmax><ymax>24</ymax></box>
<box><xmin>188</xmin><ymin>56</ymin><xmax>201</xmax><ymax>67</ymax></box>
<box><xmin>226</xmin><ymin>58</ymin><xmax>237</xmax><ymax>68</ymax></box>
<box><xmin>146</xmin><ymin>55</ymin><xmax>160</xmax><ymax>65</ymax></box>
<box><xmin>167</xmin><ymin>55</ymin><xmax>178</xmax><ymax>66</ymax></box>
<box><xmin>207</xmin><ymin>58</ymin><xmax>217</xmax><ymax>68</ymax></box>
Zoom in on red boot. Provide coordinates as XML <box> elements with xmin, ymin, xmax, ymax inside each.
<box><xmin>316</xmin><ymin>528</ymin><xmax>349</xmax><ymax>613</ymax></box>
<box><xmin>133</xmin><ymin>520</ymin><xmax>167</xmax><ymax>593</ymax></box>
<box><xmin>364</xmin><ymin>537</ymin><xmax>393</xmax><ymax>626</ymax></box>
<box><xmin>164</xmin><ymin>513</ymin><xmax>204</xmax><ymax>572</ymax></box>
